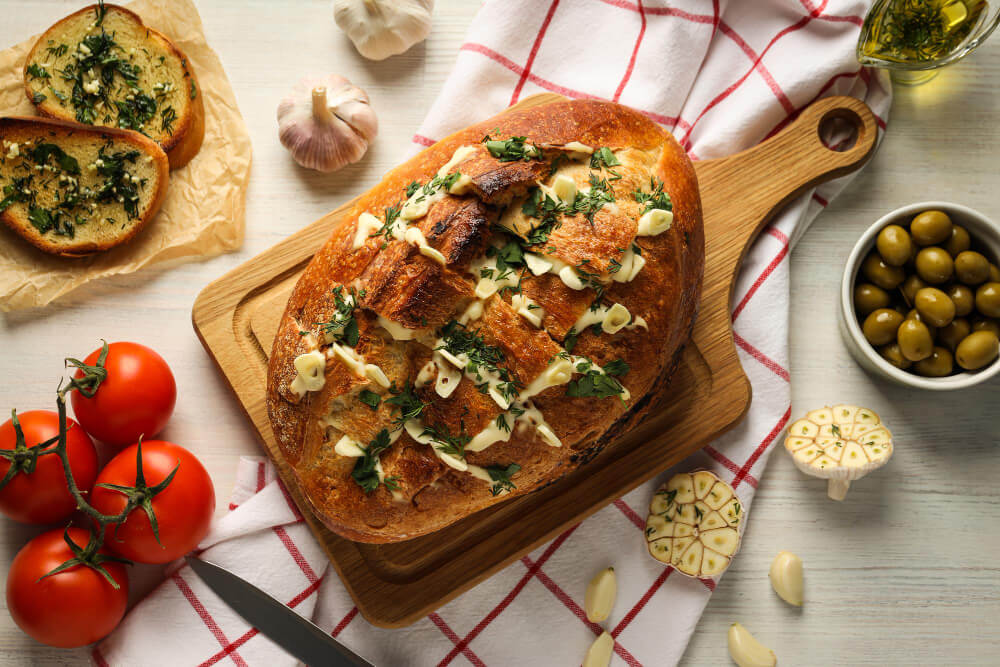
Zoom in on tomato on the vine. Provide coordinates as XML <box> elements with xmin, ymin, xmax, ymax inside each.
<box><xmin>91</xmin><ymin>440</ymin><xmax>215</xmax><ymax>564</ymax></box>
<box><xmin>70</xmin><ymin>341</ymin><xmax>176</xmax><ymax>448</ymax></box>
<box><xmin>0</xmin><ymin>410</ymin><xmax>98</xmax><ymax>524</ymax></box>
<box><xmin>6</xmin><ymin>527</ymin><xmax>128</xmax><ymax>648</ymax></box>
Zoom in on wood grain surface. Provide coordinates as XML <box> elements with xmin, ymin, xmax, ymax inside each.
<box><xmin>191</xmin><ymin>94</ymin><xmax>876</xmax><ymax>626</ymax></box>
<box><xmin>1</xmin><ymin>1</ymin><xmax>999</xmax><ymax>664</ymax></box>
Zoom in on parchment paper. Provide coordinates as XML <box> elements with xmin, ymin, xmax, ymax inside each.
<box><xmin>0</xmin><ymin>0</ymin><xmax>251</xmax><ymax>311</ymax></box>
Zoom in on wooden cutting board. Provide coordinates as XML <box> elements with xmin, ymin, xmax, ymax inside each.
<box><xmin>192</xmin><ymin>93</ymin><xmax>876</xmax><ymax>627</ymax></box>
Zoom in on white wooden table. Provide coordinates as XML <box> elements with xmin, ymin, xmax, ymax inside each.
<box><xmin>1</xmin><ymin>1</ymin><xmax>999</xmax><ymax>665</ymax></box>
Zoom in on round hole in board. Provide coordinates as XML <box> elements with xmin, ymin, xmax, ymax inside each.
<box><xmin>817</xmin><ymin>109</ymin><xmax>863</xmax><ymax>153</ymax></box>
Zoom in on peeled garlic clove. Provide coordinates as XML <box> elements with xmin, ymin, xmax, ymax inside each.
<box><xmin>584</xmin><ymin>567</ymin><xmax>616</xmax><ymax>623</ymax></box>
<box><xmin>277</xmin><ymin>75</ymin><xmax>378</xmax><ymax>172</ymax></box>
<box><xmin>728</xmin><ymin>623</ymin><xmax>776</xmax><ymax>667</ymax></box>
<box><xmin>769</xmin><ymin>551</ymin><xmax>803</xmax><ymax>607</ymax></box>
<box><xmin>583</xmin><ymin>631</ymin><xmax>614</xmax><ymax>667</ymax></box>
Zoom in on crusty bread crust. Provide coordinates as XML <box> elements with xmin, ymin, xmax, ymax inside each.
<box><xmin>23</xmin><ymin>4</ymin><xmax>204</xmax><ymax>169</ymax></box>
<box><xmin>266</xmin><ymin>100</ymin><xmax>704</xmax><ymax>543</ymax></box>
<box><xmin>0</xmin><ymin>116</ymin><xmax>169</xmax><ymax>256</ymax></box>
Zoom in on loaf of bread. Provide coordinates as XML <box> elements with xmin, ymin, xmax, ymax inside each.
<box><xmin>23</xmin><ymin>3</ymin><xmax>204</xmax><ymax>169</ymax></box>
<box><xmin>266</xmin><ymin>99</ymin><xmax>704</xmax><ymax>543</ymax></box>
<box><xmin>0</xmin><ymin>116</ymin><xmax>169</xmax><ymax>256</ymax></box>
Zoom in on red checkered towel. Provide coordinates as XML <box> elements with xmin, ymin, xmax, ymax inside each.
<box><xmin>95</xmin><ymin>1</ymin><xmax>890</xmax><ymax>665</ymax></box>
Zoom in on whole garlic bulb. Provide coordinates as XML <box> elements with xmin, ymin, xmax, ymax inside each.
<box><xmin>334</xmin><ymin>0</ymin><xmax>434</xmax><ymax>61</ymax></box>
<box><xmin>277</xmin><ymin>75</ymin><xmax>378</xmax><ymax>172</ymax></box>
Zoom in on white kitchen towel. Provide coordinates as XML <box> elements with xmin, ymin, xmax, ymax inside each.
<box><xmin>95</xmin><ymin>1</ymin><xmax>891</xmax><ymax>665</ymax></box>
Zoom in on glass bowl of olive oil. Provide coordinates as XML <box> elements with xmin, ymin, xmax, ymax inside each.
<box><xmin>858</xmin><ymin>0</ymin><xmax>1000</xmax><ymax>84</ymax></box>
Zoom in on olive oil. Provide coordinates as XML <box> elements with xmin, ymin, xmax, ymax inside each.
<box><xmin>858</xmin><ymin>0</ymin><xmax>987</xmax><ymax>64</ymax></box>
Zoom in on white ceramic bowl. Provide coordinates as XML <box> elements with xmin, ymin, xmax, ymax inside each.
<box><xmin>840</xmin><ymin>201</ymin><xmax>1000</xmax><ymax>390</ymax></box>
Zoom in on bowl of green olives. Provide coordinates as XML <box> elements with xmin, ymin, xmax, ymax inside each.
<box><xmin>840</xmin><ymin>202</ymin><xmax>1000</xmax><ymax>390</ymax></box>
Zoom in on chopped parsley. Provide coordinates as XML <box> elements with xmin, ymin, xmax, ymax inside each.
<box><xmin>357</xmin><ymin>389</ymin><xmax>381</xmax><ymax>410</ymax></box>
<box><xmin>436</xmin><ymin>320</ymin><xmax>520</xmax><ymax>403</ymax></box>
<box><xmin>633</xmin><ymin>176</ymin><xmax>673</xmax><ymax>213</ymax></box>
<box><xmin>351</xmin><ymin>429</ymin><xmax>393</xmax><ymax>494</ymax></box>
<box><xmin>566</xmin><ymin>357</ymin><xmax>629</xmax><ymax>403</ymax></box>
<box><xmin>370</xmin><ymin>205</ymin><xmax>401</xmax><ymax>248</ymax></box>
<box><xmin>384</xmin><ymin>382</ymin><xmax>427</xmax><ymax>428</ymax></box>
<box><xmin>315</xmin><ymin>286</ymin><xmax>362</xmax><ymax>347</ymax></box>
<box><xmin>521</xmin><ymin>186</ymin><xmax>565</xmax><ymax>246</ymax></box>
<box><xmin>590</xmin><ymin>146</ymin><xmax>622</xmax><ymax>180</ymax></box>
<box><xmin>93</xmin><ymin>147</ymin><xmax>145</xmax><ymax>218</ymax></box>
<box><xmin>485</xmin><ymin>463</ymin><xmax>521</xmax><ymax>496</ymax></box>
<box><xmin>26</xmin><ymin>63</ymin><xmax>50</xmax><ymax>80</ymax></box>
<box><xmin>570</xmin><ymin>173</ymin><xmax>615</xmax><ymax>224</ymax></box>
<box><xmin>482</xmin><ymin>135</ymin><xmax>542</xmax><ymax>162</ymax></box>
<box><xmin>421</xmin><ymin>422</ymin><xmax>470</xmax><ymax>460</ymax></box>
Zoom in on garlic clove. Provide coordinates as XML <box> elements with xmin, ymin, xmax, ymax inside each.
<box><xmin>584</xmin><ymin>567</ymin><xmax>616</xmax><ymax>623</ymax></box>
<box><xmin>769</xmin><ymin>551</ymin><xmax>803</xmax><ymax>606</ymax></box>
<box><xmin>583</xmin><ymin>631</ymin><xmax>614</xmax><ymax>667</ymax></box>
<box><xmin>728</xmin><ymin>623</ymin><xmax>776</xmax><ymax>667</ymax></box>
<box><xmin>277</xmin><ymin>75</ymin><xmax>378</xmax><ymax>172</ymax></box>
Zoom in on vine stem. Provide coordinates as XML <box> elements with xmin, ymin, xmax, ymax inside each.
<box><xmin>53</xmin><ymin>392</ymin><xmax>132</xmax><ymax>550</ymax></box>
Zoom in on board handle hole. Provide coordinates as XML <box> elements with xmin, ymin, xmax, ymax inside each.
<box><xmin>817</xmin><ymin>108</ymin><xmax>863</xmax><ymax>153</ymax></box>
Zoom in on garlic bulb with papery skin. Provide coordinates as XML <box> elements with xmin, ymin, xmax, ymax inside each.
<box><xmin>277</xmin><ymin>75</ymin><xmax>377</xmax><ymax>172</ymax></box>
<box><xmin>333</xmin><ymin>0</ymin><xmax>434</xmax><ymax>61</ymax></box>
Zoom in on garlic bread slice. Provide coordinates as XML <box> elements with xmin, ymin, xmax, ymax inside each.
<box><xmin>23</xmin><ymin>3</ymin><xmax>204</xmax><ymax>169</ymax></box>
<box><xmin>0</xmin><ymin>117</ymin><xmax>169</xmax><ymax>257</ymax></box>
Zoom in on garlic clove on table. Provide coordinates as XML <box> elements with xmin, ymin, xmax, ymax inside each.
<box><xmin>334</xmin><ymin>0</ymin><xmax>434</xmax><ymax>61</ymax></box>
<box><xmin>277</xmin><ymin>75</ymin><xmax>378</xmax><ymax>172</ymax></box>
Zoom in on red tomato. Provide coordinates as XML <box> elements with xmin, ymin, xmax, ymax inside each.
<box><xmin>70</xmin><ymin>342</ymin><xmax>176</xmax><ymax>448</ymax></box>
<box><xmin>91</xmin><ymin>440</ymin><xmax>215</xmax><ymax>564</ymax></box>
<box><xmin>0</xmin><ymin>410</ymin><xmax>98</xmax><ymax>524</ymax></box>
<box><xmin>6</xmin><ymin>527</ymin><xmax>128</xmax><ymax>648</ymax></box>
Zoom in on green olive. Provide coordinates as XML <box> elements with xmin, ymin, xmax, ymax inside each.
<box><xmin>905</xmin><ymin>308</ymin><xmax>938</xmax><ymax>337</ymax></box>
<box><xmin>946</xmin><ymin>284</ymin><xmax>975</xmax><ymax>317</ymax></box>
<box><xmin>910</xmin><ymin>210</ymin><xmax>953</xmax><ymax>246</ymax></box>
<box><xmin>939</xmin><ymin>318</ymin><xmax>971</xmax><ymax>352</ymax></box>
<box><xmin>876</xmin><ymin>225</ymin><xmax>913</xmax><ymax>266</ymax></box>
<box><xmin>955</xmin><ymin>331</ymin><xmax>1000</xmax><ymax>370</ymax></box>
<box><xmin>915</xmin><ymin>247</ymin><xmax>954</xmax><ymax>284</ymax></box>
<box><xmin>879</xmin><ymin>342</ymin><xmax>911</xmax><ymax>370</ymax></box>
<box><xmin>989</xmin><ymin>263</ymin><xmax>1000</xmax><ymax>282</ymax></box>
<box><xmin>954</xmin><ymin>251</ymin><xmax>990</xmax><ymax>285</ymax></box>
<box><xmin>913</xmin><ymin>346</ymin><xmax>954</xmax><ymax>377</ymax></box>
<box><xmin>862</xmin><ymin>308</ymin><xmax>905</xmax><ymax>346</ymax></box>
<box><xmin>975</xmin><ymin>282</ymin><xmax>1000</xmax><ymax>317</ymax></box>
<box><xmin>896</xmin><ymin>318</ymin><xmax>934</xmax><ymax>361</ymax></box>
<box><xmin>861</xmin><ymin>252</ymin><xmax>906</xmax><ymax>290</ymax></box>
<box><xmin>900</xmin><ymin>274</ymin><xmax>927</xmax><ymax>306</ymax></box>
<box><xmin>944</xmin><ymin>224</ymin><xmax>971</xmax><ymax>256</ymax></box>
<box><xmin>853</xmin><ymin>283</ymin><xmax>891</xmax><ymax>317</ymax></box>
<box><xmin>913</xmin><ymin>287</ymin><xmax>955</xmax><ymax>327</ymax></box>
<box><xmin>972</xmin><ymin>317</ymin><xmax>1000</xmax><ymax>337</ymax></box>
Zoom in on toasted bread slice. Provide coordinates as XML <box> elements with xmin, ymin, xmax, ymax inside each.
<box><xmin>23</xmin><ymin>3</ymin><xmax>205</xmax><ymax>169</ymax></box>
<box><xmin>0</xmin><ymin>116</ymin><xmax>169</xmax><ymax>257</ymax></box>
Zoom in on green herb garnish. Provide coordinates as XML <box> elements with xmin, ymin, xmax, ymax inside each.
<box><xmin>485</xmin><ymin>463</ymin><xmax>521</xmax><ymax>496</ymax></box>
<box><xmin>358</xmin><ymin>389</ymin><xmax>381</xmax><ymax>410</ymax></box>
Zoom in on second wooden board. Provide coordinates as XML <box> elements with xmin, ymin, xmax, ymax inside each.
<box><xmin>193</xmin><ymin>93</ymin><xmax>877</xmax><ymax>626</ymax></box>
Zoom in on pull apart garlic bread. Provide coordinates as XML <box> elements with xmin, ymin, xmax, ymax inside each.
<box><xmin>266</xmin><ymin>100</ymin><xmax>704</xmax><ymax>543</ymax></box>
<box><xmin>23</xmin><ymin>3</ymin><xmax>205</xmax><ymax>169</ymax></box>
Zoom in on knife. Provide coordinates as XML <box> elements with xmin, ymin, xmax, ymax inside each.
<box><xmin>185</xmin><ymin>556</ymin><xmax>374</xmax><ymax>667</ymax></box>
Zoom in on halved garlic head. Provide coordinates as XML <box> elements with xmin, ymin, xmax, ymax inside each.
<box><xmin>584</xmin><ymin>567</ymin><xmax>616</xmax><ymax>623</ymax></box>
<box><xmin>769</xmin><ymin>550</ymin><xmax>803</xmax><ymax>606</ymax></box>
<box><xmin>645</xmin><ymin>470</ymin><xmax>743</xmax><ymax>577</ymax></box>
<box><xmin>583</xmin><ymin>631</ymin><xmax>614</xmax><ymax>667</ymax></box>
<box><xmin>784</xmin><ymin>405</ymin><xmax>893</xmax><ymax>501</ymax></box>
<box><xmin>728</xmin><ymin>623</ymin><xmax>776</xmax><ymax>667</ymax></box>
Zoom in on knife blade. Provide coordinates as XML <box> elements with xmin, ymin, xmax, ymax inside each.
<box><xmin>185</xmin><ymin>556</ymin><xmax>373</xmax><ymax>667</ymax></box>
